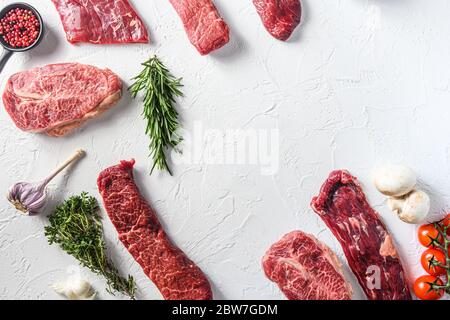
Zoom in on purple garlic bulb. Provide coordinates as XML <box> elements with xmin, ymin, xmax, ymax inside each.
<box><xmin>7</xmin><ymin>181</ymin><xmax>48</xmax><ymax>215</ymax></box>
<box><xmin>7</xmin><ymin>149</ymin><xmax>85</xmax><ymax>216</ymax></box>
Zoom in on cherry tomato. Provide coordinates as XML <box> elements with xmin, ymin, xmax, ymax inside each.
<box><xmin>421</xmin><ymin>248</ymin><xmax>447</xmax><ymax>276</ymax></box>
<box><xmin>418</xmin><ymin>224</ymin><xmax>443</xmax><ymax>247</ymax></box>
<box><xmin>442</xmin><ymin>214</ymin><xmax>450</xmax><ymax>235</ymax></box>
<box><xmin>414</xmin><ymin>275</ymin><xmax>445</xmax><ymax>300</ymax></box>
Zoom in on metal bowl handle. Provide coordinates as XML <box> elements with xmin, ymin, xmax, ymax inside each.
<box><xmin>0</xmin><ymin>49</ymin><xmax>13</xmax><ymax>73</ymax></box>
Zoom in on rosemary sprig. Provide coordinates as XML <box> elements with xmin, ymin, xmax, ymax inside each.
<box><xmin>44</xmin><ymin>192</ymin><xmax>136</xmax><ymax>299</ymax></box>
<box><xmin>129</xmin><ymin>56</ymin><xmax>183</xmax><ymax>175</ymax></box>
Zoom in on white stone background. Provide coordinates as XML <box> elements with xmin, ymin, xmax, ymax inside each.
<box><xmin>0</xmin><ymin>0</ymin><xmax>449</xmax><ymax>300</ymax></box>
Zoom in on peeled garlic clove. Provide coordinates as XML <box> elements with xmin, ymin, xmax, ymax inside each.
<box><xmin>387</xmin><ymin>190</ymin><xmax>430</xmax><ymax>224</ymax></box>
<box><xmin>70</xmin><ymin>278</ymin><xmax>95</xmax><ymax>299</ymax></box>
<box><xmin>52</xmin><ymin>277</ymin><xmax>96</xmax><ymax>300</ymax></box>
<box><xmin>52</xmin><ymin>282</ymin><xmax>67</xmax><ymax>295</ymax></box>
<box><xmin>374</xmin><ymin>164</ymin><xmax>417</xmax><ymax>197</ymax></box>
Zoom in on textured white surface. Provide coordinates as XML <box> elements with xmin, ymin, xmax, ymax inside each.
<box><xmin>0</xmin><ymin>0</ymin><xmax>449</xmax><ymax>300</ymax></box>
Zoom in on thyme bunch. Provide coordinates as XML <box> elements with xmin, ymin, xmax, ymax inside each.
<box><xmin>44</xmin><ymin>192</ymin><xmax>136</xmax><ymax>299</ymax></box>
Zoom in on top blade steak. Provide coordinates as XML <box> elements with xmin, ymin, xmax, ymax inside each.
<box><xmin>2</xmin><ymin>63</ymin><xmax>122</xmax><ymax>137</ymax></box>
<box><xmin>263</xmin><ymin>230</ymin><xmax>353</xmax><ymax>300</ymax></box>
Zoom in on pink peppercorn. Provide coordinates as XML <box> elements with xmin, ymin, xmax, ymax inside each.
<box><xmin>0</xmin><ymin>8</ymin><xmax>40</xmax><ymax>48</ymax></box>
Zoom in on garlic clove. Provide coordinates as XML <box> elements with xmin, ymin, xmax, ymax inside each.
<box><xmin>52</xmin><ymin>277</ymin><xmax>96</xmax><ymax>300</ymax></box>
<box><xmin>374</xmin><ymin>164</ymin><xmax>417</xmax><ymax>197</ymax></box>
<box><xmin>70</xmin><ymin>278</ymin><xmax>94</xmax><ymax>298</ymax></box>
<box><xmin>387</xmin><ymin>190</ymin><xmax>430</xmax><ymax>224</ymax></box>
<box><xmin>51</xmin><ymin>282</ymin><xmax>67</xmax><ymax>295</ymax></box>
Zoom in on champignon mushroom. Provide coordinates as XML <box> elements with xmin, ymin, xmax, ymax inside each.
<box><xmin>374</xmin><ymin>164</ymin><xmax>417</xmax><ymax>197</ymax></box>
<box><xmin>387</xmin><ymin>190</ymin><xmax>430</xmax><ymax>224</ymax></box>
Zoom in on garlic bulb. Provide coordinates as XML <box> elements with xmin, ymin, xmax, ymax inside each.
<box><xmin>52</xmin><ymin>276</ymin><xmax>96</xmax><ymax>300</ymax></box>
<box><xmin>7</xmin><ymin>181</ymin><xmax>47</xmax><ymax>215</ymax></box>
<box><xmin>7</xmin><ymin>149</ymin><xmax>85</xmax><ymax>215</ymax></box>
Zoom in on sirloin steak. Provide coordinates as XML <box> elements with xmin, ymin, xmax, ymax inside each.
<box><xmin>51</xmin><ymin>0</ymin><xmax>148</xmax><ymax>44</ymax></box>
<box><xmin>311</xmin><ymin>170</ymin><xmax>412</xmax><ymax>300</ymax></box>
<box><xmin>97</xmin><ymin>160</ymin><xmax>213</xmax><ymax>300</ymax></box>
<box><xmin>168</xmin><ymin>0</ymin><xmax>229</xmax><ymax>55</ymax></box>
<box><xmin>263</xmin><ymin>231</ymin><xmax>353</xmax><ymax>300</ymax></box>
<box><xmin>253</xmin><ymin>0</ymin><xmax>302</xmax><ymax>41</ymax></box>
<box><xmin>3</xmin><ymin>63</ymin><xmax>122</xmax><ymax>137</ymax></box>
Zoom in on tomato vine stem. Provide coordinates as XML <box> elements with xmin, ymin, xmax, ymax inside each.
<box><xmin>428</xmin><ymin>221</ymin><xmax>450</xmax><ymax>294</ymax></box>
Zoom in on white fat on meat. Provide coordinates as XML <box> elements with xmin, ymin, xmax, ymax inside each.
<box><xmin>379</xmin><ymin>234</ymin><xmax>398</xmax><ymax>259</ymax></box>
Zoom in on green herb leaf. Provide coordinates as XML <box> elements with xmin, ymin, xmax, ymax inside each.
<box><xmin>129</xmin><ymin>55</ymin><xmax>183</xmax><ymax>175</ymax></box>
<box><xmin>44</xmin><ymin>192</ymin><xmax>136</xmax><ymax>299</ymax></box>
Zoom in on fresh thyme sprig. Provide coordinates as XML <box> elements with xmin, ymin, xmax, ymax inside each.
<box><xmin>44</xmin><ymin>192</ymin><xmax>136</xmax><ymax>299</ymax></box>
<box><xmin>129</xmin><ymin>56</ymin><xmax>183</xmax><ymax>175</ymax></box>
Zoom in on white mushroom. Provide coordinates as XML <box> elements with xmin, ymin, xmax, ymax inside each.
<box><xmin>374</xmin><ymin>164</ymin><xmax>417</xmax><ymax>197</ymax></box>
<box><xmin>387</xmin><ymin>190</ymin><xmax>430</xmax><ymax>224</ymax></box>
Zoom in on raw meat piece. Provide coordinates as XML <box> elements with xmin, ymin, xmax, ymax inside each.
<box><xmin>263</xmin><ymin>231</ymin><xmax>353</xmax><ymax>300</ymax></box>
<box><xmin>51</xmin><ymin>0</ymin><xmax>148</xmax><ymax>44</ymax></box>
<box><xmin>97</xmin><ymin>160</ymin><xmax>213</xmax><ymax>300</ymax></box>
<box><xmin>168</xmin><ymin>0</ymin><xmax>229</xmax><ymax>55</ymax></box>
<box><xmin>253</xmin><ymin>0</ymin><xmax>302</xmax><ymax>40</ymax></box>
<box><xmin>311</xmin><ymin>170</ymin><xmax>412</xmax><ymax>300</ymax></box>
<box><xmin>3</xmin><ymin>63</ymin><xmax>122</xmax><ymax>137</ymax></box>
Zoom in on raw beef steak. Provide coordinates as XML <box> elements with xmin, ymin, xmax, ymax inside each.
<box><xmin>263</xmin><ymin>231</ymin><xmax>353</xmax><ymax>300</ymax></box>
<box><xmin>3</xmin><ymin>63</ymin><xmax>122</xmax><ymax>137</ymax></box>
<box><xmin>311</xmin><ymin>170</ymin><xmax>412</xmax><ymax>300</ymax></box>
<box><xmin>51</xmin><ymin>0</ymin><xmax>148</xmax><ymax>44</ymax></box>
<box><xmin>97</xmin><ymin>160</ymin><xmax>213</xmax><ymax>300</ymax></box>
<box><xmin>253</xmin><ymin>0</ymin><xmax>302</xmax><ymax>40</ymax></box>
<box><xmin>168</xmin><ymin>0</ymin><xmax>229</xmax><ymax>55</ymax></box>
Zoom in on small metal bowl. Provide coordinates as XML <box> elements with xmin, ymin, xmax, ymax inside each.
<box><xmin>0</xmin><ymin>2</ymin><xmax>44</xmax><ymax>72</ymax></box>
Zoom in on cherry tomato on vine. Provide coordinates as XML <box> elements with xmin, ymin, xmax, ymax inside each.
<box><xmin>413</xmin><ymin>275</ymin><xmax>445</xmax><ymax>300</ymax></box>
<box><xmin>418</xmin><ymin>224</ymin><xmax>443</xmax><ymax>247</ymax></box>
<box><xmin>421</xmin><ymin>248</ymin><xmax>447</xmax><ymax>276</ymax></box>
<box><xmin>442</xmin><ymin>214</ymin><xmax>450</xmax><ymax>235</ymax></box>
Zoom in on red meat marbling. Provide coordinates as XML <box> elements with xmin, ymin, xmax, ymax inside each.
<box><xmin>51</xmin><ymin>0</ymin><xmax>148</xmax><ymax>44</ymax></box>
<box><xmin>263</xmin><ymin>231</ymin><xmax>353</xmax><ymax>300</ymax></box>
<box><xmin>97</xmin><ymin>160</ymin><xmax>212</xmax><ymax>300</ymax></box>
<box><xmin>311</xmin><ymin>170</ymin><xmax>411</xmax><ymax>300</ymax></box>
